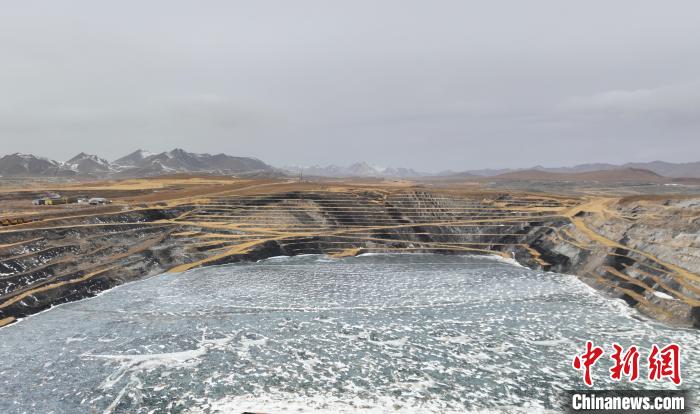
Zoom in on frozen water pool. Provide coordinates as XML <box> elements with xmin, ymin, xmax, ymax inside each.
<box><xmin>0</xmin><ymin>254</ymin><xmax>697</xmax><ymax>413</ymax></box>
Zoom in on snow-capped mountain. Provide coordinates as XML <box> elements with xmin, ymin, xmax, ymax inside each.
<box><xmin>3</xmin><ymin>150</ymin><xmax>700</xmax><ymax>179</ymax></box>
<box><xmin>112</xmin><ymin>149</ymin><xmax>154</xmax><ymax>167</ymax></box>
<box><xmin>0</xmin><ymin>149</ymin><xmax>275</xmax><ymax>178</ymax></box>
<box><xmin>0</xmin><ymin>153</ymin><xmax>76</xmax><ymax>177</ymax></box>
<box><xmin>284</xmin><ymin>162</ymin><xmax>426</xmax><ymax>178</ymax></box>
<box><xmin>115</xmin><ymin>148</ymin><xmax>274</xmax><ymax>176</ymax></box>
<box><xmin>64</xmin><ymin>152</ymin><xmax>115</xmax><ymax>175</ymax></box>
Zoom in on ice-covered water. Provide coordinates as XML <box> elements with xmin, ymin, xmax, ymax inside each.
<box><xmin>0</xmin><ymin>254</ymin><xmax>697</xmax><ymax>413</ymax></box>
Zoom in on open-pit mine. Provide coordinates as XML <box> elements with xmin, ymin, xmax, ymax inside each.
<box><xmin>1</xmin><ymin>176</ymin><xmax>698</xmax><ymax>329</ymax></box>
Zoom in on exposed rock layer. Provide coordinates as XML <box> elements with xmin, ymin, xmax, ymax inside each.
<box><xmin>1</xmin><ymin>189</ymin><xmax>698</xmax><ymax>328</ymax></box>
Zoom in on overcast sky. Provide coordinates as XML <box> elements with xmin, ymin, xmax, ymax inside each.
<box><xmin>1</xmin><ymin>1</ymin><xmax>699</xmax><ymax>171</ymax></box>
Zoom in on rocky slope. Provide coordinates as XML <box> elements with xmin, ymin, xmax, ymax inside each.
<box><xmin>0</xmin><ymin>187</ymin><xmax>698</xmax><ymax>328</ymax></box>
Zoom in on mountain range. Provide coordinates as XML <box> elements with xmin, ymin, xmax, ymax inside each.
<box><xmin>459</xmin><ymin>161</ymin><xmax>700</xmax><ymax>178</ymax></box>
<box><xmin>1</xmin><ymin>149</ymin><xmax>700</xmax><ymax>180</ymax></box>
<box><xmin>483</xmin><ymin>167</ymin><xmax>667</xmax><ymax>182</ymax></box>
<box><xmin>283</xmin><ymin>162</ymin><xmax>427</xmax><ymax>178</ymax></box>
<box><xmin>0</xmin><ymin>149</ymin><xmax>275</xmax><ymax>178</ymax></box>
<box><xmin>287</xmin><ymin>160</ymin><xmax>700</xmax><ymax>179</ymax></box>
<box><xmin>111</xmin><ymin>149</ymin><xmax>273</xmax><ymax>177</ymax></box>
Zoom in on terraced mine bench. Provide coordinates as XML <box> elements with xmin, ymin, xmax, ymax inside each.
<box><xmin>0</xmin><ymin>181</ymin><xmax>698</xmax><ymax>328</ymax></box>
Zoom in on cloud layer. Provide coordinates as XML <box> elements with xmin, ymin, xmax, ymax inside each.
<box><xmin>1</xmin><ymin>1</ymin><xmax>699</xmax><ymax>170</ymax></box>
<box><xmin>562</xmin><ymin>81</ymin><xmax>700</xmax><ymax>119</ymax></box>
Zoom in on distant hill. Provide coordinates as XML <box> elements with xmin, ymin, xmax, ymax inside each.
<box><xmin>284</xmin><ymin>162</ymin><xmax>427</xmax><ymax>178</ymax></box>
<box><xmin>436</xmin><ymin>171</ymin><xmax>480</xmax><ymax>179</ymax></box>
<box><xmin>455</xmin><ymin>167</ymin><xmax>516</xmax><ymax>177</ymax></box>
<box><xmin>621</xmin><ymin>161</ymin><xmax>700</xmax><ymax>178</ymax></box>
<box><xmin>463</xmin><ymin>161</ymin><xmax>700</xmax><ymax>178</ymax></box>
<box><xmin>492</xmin><ymin>168</ymin><xmax>665</xmax><ymax>182</ymax></box>
<box><xmin>287</xmin><ymin>159</ymin><xmax>700</xmax><ymax>179</ymax></box>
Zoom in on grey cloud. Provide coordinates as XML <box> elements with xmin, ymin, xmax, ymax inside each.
<box><xmin>1</xmin><ymin>1</ymin><xmax>700</xmax><ymax>169</ymax></box>
<box><xmin>561</xmin><ymin>81</ymin><xmax>700</xmax><ymax>120</ymax></box>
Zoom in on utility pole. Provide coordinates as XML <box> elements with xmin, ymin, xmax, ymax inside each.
<box><xmin>299</xmin><ymin>168</ymin><xmax>304</xmax><ymax>203</ymax></box>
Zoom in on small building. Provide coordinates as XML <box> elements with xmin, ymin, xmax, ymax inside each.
<box><xmin>88</xmin><ymin>197</ymin><xmax>108</xmax><ymax>205</ymax></box>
